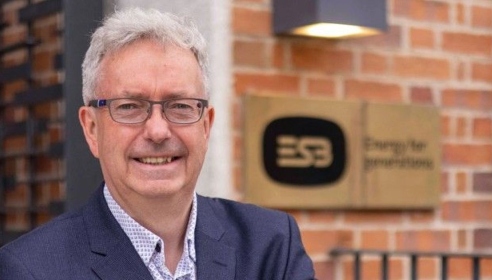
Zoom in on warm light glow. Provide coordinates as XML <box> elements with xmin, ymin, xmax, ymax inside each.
<box><xmin>292</xmin><ymin>23</ymin><xmax>381</xmax><ymax>38</ymax></box>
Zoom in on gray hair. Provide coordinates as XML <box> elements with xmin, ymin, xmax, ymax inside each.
<box><xmin>81</xmin><ymin>7</ymin><xmax>209</xmax><ymax>104</ymax></box>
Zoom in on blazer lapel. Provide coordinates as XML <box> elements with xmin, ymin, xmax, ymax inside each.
<box><xmin>195</xmin><ymin>196</ymin><xmax>236</xmax><ymax>280</ymax></box>
<box><xmin>90</xmin><ymin>247</ymin><xmax>152</xmax><ymax>280</ymax></box>
<box><xmin>83</xmin><ymin>185</ymin><xmax>153</xmax><ymax>280</ymax></box>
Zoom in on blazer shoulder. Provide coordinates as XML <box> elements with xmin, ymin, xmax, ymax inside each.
<box><xmin>0</xmin><ymin>209</ymin><xmax>84</xmax><ymax>253</ymax></box>
<box><xmin>196</xmin><ymin>195</ymin><xmax>315</xmax><ymax>279</ymax></box>
<box><xmin>197</xmin><ymin>195</ymin><xmax>294</xmax><ymax>231</ymax></box>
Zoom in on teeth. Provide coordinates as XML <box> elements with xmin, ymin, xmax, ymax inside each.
<box><xmin>139</xmin><ymin>157</ymin><xmax>173</xmax><ymax>164</ymax></box>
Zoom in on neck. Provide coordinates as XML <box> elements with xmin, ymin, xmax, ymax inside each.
<box><xmin>109</xmin><ymin>187</ymin><xmax>193</xmax><ymax>245</ymax></box>
<box><xmin>107</xmin><ymin>187</ymin><xmax>194</xmax><ymax>274</ymax></box>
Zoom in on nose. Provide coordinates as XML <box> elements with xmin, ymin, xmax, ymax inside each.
<box><xmin>142</xmin><ymin>104</ymin><xmax>172</xmax><ymax>143</ymax></box>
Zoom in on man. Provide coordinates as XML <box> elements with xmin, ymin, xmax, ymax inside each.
<box><xmin>0</xmin><ymin>8</ymin><xmax>315</xmax><ymax>280</ymax></box>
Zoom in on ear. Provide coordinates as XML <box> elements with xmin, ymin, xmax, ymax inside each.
<box><xmin>203</xmin><ymin>106</ymin><xmax>215</xmax><ymax>140</ymax></box>
<box><xmin>79</xmin><ymin>106</ymin><xmax>100</xmax><ymax>158</ymax></box>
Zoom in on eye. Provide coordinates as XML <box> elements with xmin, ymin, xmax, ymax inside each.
<box><xmin>113</xmin><ymin>99</ymin><xmax>146</xmax><ymax>110</ymax></box>
<box><xmin>168</xmin><ymin>101</ymin><xmax>194</xmax><ymax>110</ymax></box>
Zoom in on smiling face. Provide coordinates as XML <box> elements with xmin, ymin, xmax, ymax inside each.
<box><xmin>79</xmin><ymin>39</ymin><xmax>214</xmax><ymax>205</ymax></box>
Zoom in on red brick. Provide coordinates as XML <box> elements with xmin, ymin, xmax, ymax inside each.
<box><xmin>456</xmin><ymin>116</ymin><xmax>467</xmax><ymax>138</ymax></box>
<box><xmin>393</xmin><ymin>0</ymin><xmax>450</xmax><ymax>22</ymax></box>
<box><xmin>456</xmin><ymin>171</ymin><xmax>467</xmax><ymax>194</ymax></box>
<box><xmin>343</xmin><ymin>258</ymin><xmax>403</xmax><ymax>280</ymax></box>
<box><xmin>443</xmin><ymin>143</ymin><xmax>492</xmax><ymax>165</ymax></box>
<box><xmin>361</xmin><ymin>52</ymin><xmax>388</xmax><ymax>74</ymax></box>
<box><xmin>475</xmin><ymin>200</ymin><xmax>492</xmax><ymax>221</ymax></box>
<box><xmin>441</xmin><ymin>115</ymin><xmax>451</xmax><ymax>137</ymax></box>
<box><xmin>482</xmin><ymin>259</ymin><xmax>492</xmax><ymax>277</ymax></box>
<box><xmin>449</xmin><ymin>258</ymin><xmax>474</xmax><ymax>278</ymax></box>
<box><xmin>473</xmin><ymin>172</ymin><xmax>492</xmax><ymax>193</ymax></box>
<box><xmin>291</xmin><ymin>43</ymin><xmax>353</xmax><ymax>73</ymax></box>
<box><xmin>33</xmin><ymin>16</ymin><xmax>60</xmax><ymax>41</ymax></box>
<box><xmin>442</xmin><ymin>201</ymin><xmax>492</xmax><ymax>222</ymax></box>
<box><xmin>416</xmin><ymin>258</ymin><xmax>438</xmax><ymax>279</ymax></box>
<box><xmin>344</xmin><ymin>79</ymin><xmax>402</xmax><ymax>102</ymax></box>
<box><xmin>5</xmin><ymin>211</ymin><xmax>29</xmax><ymax>231</ymax></box>
<box><xmin>233</xmin><ymin>40</ymin><xmax>267</xmax><ymax>67</ymax></box>
<box><xmin>396</xmin><ymin>230</ymin><xmax>451</xmax><ymax>251</ymax></box>
<box><xmin>442</xmin><ymin>32</ymin><xmax>492</xmax><ymax>56</ymax></box>
<box><xmin>393</xmin><ymin>55</ymin><xmax>450</xmax><ymax>79</ymax></box>
<box><xmin>234</xmin><ymin>72</ymin><xmax>300</xmax><ymax>95</ymax></box>
<box><xmin>1</xmin><ymin>25</ymin><xmax>28</xmax><ymax>46</ymax></box>
<box><xmin>410</xmin><ymin>86</ymin><xmax>433</xmax><ymax>104</ymax></box>
<box><xmin>4</xmin><ymin>136</ymin><xmax>27</xmax><ymax>153</ymax></box>
<box><xmin>5</xmin><ymin>183</ymin><xmax>29</xmax><ymax>208</ymax></box>
<box><xmin>2</xmin><ymin>56</ymin><xmax>24</xmax><ymax>76</ymax></box>
<box><xmin>35</xmin><ymin>212</ymin><xmax>53</xmax><ymax>226</ymax></box>
<box><xmin>2</xmin><ymin>80</ymin><xmax>27</xmax><ymax>98</ymax></box>
<box><xmin>32</xmin><ymin>49</ymin><xmax>56</xmax><ymax>73</ymax></box>
<box><xmin>313</xmin><ymin>261</ymin><xmax>335</xmax><ymax>280</ymax></box>
<box><xmin>3</xmin><ymin>1</ymin><xmax>25</xmax><ymax>24</ymax></box>
<box><xmin>442</xmin><ymin>89</ymin><xmax>492</xmax><ymax>111</ymax></box>
<box><xmin>307</xmin><ymin>77</ymin><xmax>336</xmax><ymax>97</ymax></box>
<box><xmin>302</xmin><ymin>230</ymin><xmax>353</xmax><ymax>255</ymax></box>
<box><xmin>343</xmin><ymin>211</ymin><xmax>403</xmax><ymax>224</ymax></box>
<box><xmin>472</xmin><ymin>5</ymin><xmax>492</xmax><ymax>28</ymax></box>
<box><xmin>457</xmin><ymin>61</ymin><xmax>466</xmax><ymax>81</ymax></box>
<box><xmin>456</xmin><ymin>3</ymin><xmax>466</xmax><ymax>24</ymax></box>
<box><xmin>474</xmin><ymin>228</ymin><xmax>492</xmax><ymax>249</ymax></box>
<box><xmin>272</xmin><ymin>41</ymin><xmax>286</xmax><ymax>68</ymax></box>
<box><xmin>410</xmin><ymin>27</ymin><xmax>434</xmax><ymax>49</ymax></box>
<box><xmin>457</xmin><ymin>229</ymin><xmax>467</xmax><ymax>250</ymax></box>
<box><xmin>472</xmin><ymin>62</ymin><xmax>492</xmax><ymax>83</ymax></box>
<box><xmin>232</xmin><ymin>7</ymin><xmax>270</xmax><ymax>36</ymax></box>
<box><xmin>50</xmin><ymin>181</ymin><xmax>64</xmax><ymax>200</ymax></box>
<box><xmin>473</xmin><ymin>117</ymin><xmax>492</xmax><ymax>139</ymax></box>
<box><xmin>361</xmin><ymin>230</ymin><xmax>389</xmax><ymax>250</ymax></box>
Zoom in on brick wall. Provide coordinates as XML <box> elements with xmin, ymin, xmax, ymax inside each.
<box><xmin>3</xmin><ymin>0</ymin><xmax>492</xmax><ymax>279</ymax></box>
<box><xmin>1</xmin><ymin>0</ymin><xmax>64</xmax><ymax>238</ymax></box>
<box><xmin>232</xmin><ymin>0</ymin><xmax>492</xmax><ymax>279</ymax></box>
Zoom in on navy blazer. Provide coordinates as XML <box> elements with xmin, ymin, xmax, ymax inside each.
<box><xmin>0</xmin><ymin>185</ymin><xmax>315</xmax><ymax>279</ymax></box>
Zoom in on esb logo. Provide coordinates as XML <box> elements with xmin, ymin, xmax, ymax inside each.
<box><xmin>263</xmin><ymin>117</ymin><xmax>346</xmax><ymax>186</ymax></box>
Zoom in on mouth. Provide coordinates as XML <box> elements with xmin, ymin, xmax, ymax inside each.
<box><xmin>136</xmin><ymin>156</ymin><xmax>179</xmax><ymax>165</ymax></box>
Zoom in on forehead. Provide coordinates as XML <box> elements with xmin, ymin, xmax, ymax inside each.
<box><xmin>96</xmin><ymin>39</ymin><xmax>204</xmax><ymax>98</ymax></box>
<box><xmin>102</xmin><ymin>39</ymin><xmax>198</xmax><ymax>71</ymax></box>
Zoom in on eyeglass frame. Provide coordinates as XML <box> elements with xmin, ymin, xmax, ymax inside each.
<box><xmin>87</xmin><ymin>97</ymin><xmax>209</xmax><ymax>124</ymax></box>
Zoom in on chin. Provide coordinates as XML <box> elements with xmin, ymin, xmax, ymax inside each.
<box><xmin>132</xmin><ymin>180</ymin><xmax>190</xmax><ymax>198</ymax></box>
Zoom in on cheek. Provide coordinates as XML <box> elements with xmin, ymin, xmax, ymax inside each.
<box><xmin>97</xmin><ymin>123</ymin><xmax>130</xmax><ymax>158</ymax></box>
<box><xmin>191</xmin><ymin>128</ymin><xmax>210</xmax><ymax>160</ymax></box>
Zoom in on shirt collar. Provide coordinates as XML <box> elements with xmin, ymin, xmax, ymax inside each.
<box><xmin>103</xmin><ymin>185</ymin><xmax>197</xmax><ymax>266</ymax></box>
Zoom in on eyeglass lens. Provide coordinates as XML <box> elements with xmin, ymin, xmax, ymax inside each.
<box><xmin>108</xmin><ymin>98</ymin><xmax>205</xmax><ymax>124</ymax></box>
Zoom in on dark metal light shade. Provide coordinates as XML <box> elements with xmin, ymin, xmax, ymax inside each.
<box><xmin>273</xmin><ymin>0</ymin><xmax>388</xmax><ymax>39</ymax></box>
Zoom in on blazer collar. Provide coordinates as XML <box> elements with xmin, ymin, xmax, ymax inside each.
<box><xmin>82</xmin><ymin>185</ymin><xmax>237</xmax><ymax>280</ymax></box>
<box><xmin>195</xmin><ymin>195</ymin><xmax>236</xmax><ymax>280</ymax></box>
<box><xmin>82</xmin><ymin>184</ymin><xmax>153</xmax><ymax>280</ymax></box>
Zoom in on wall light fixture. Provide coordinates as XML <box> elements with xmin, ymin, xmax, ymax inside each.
<box><xmin>273</xmin><ymin>0</ymin><xmax>387</xmax><ymax>39</ymax></box>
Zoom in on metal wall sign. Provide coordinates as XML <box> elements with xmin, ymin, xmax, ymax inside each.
<box><xmin>244</xmin><ymin>94</ymin><xmax>441</xmax><ymax>209</ymax></box>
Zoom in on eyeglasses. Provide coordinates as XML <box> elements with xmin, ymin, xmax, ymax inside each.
<box><xmin>88</xmin><ymin>97</ymin><xmax>209</xmax><ymax>124</ymax></box>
